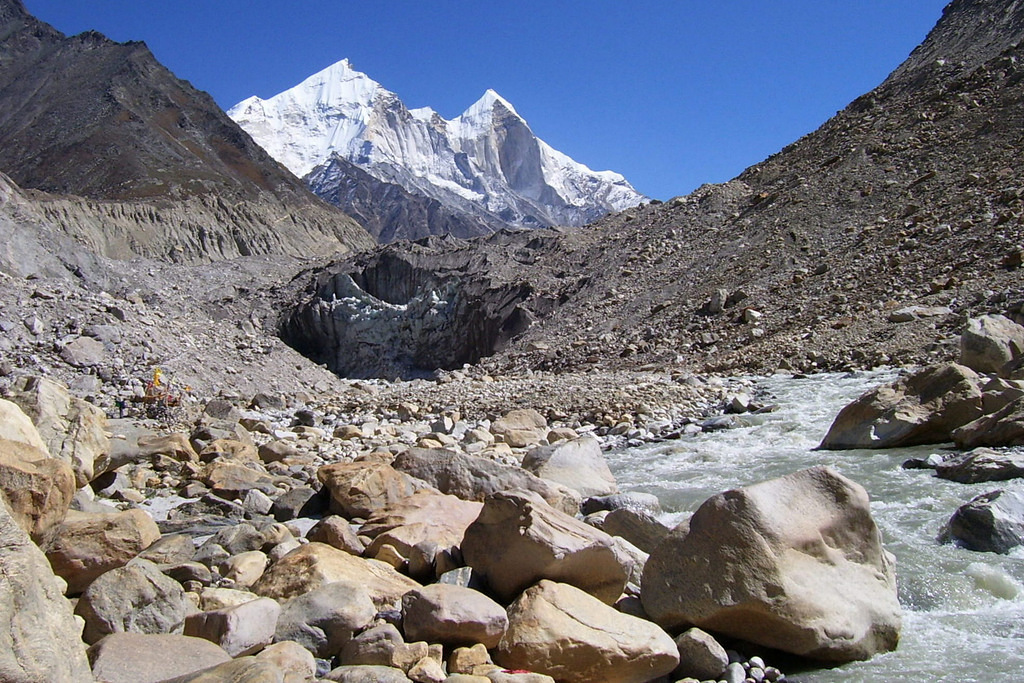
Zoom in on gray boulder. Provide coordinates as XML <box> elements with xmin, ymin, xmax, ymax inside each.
<box><xmin>274</xmin><ymin>580</ymin><xmax>377</xmax><ymax>658</ymax></box>
<box><xmin>819</xmin><ymin>363</ymin><xmax>984</xmax><ymax>449</ymax></box>
<box><xmin>935</xmin><ymin>448</ymin><xmax>1024</xmax><ymax>483</ymax></box>
<box><xmin>960</xmin><ymin>314</ymin><xmax>1024</xmax><ymax>376</ymax></box>
<box><xmin>601</xmin><ymin>508</ymin><xmax>670</xmax><ymax>554</ymax></box>
<box><xmin>86</xmin><ymin>632</ymin><xmax>232</xmax><ymax>683</ymax></box>
<box><xmin>0</xmin><ymin>497</ymin><xmax>92</xmax><ymax>683</ymax></box>
<box><xmin>940</xmin><ymin>488</ymin><xmax>1024</xmax><ymax>553</ymax></box>
<box><xmin>521</xmin><ymin>436</ymin><xmax>617</xmax><ymax>498</ymax></box>
<box><xmin>76</xmin><ymin>559</ymin><xmax>197</xmax><ymax>644</ymax></box>
<box><xmin>673</xmin><ymin>627</ymin><xmax>729</xmax><ymax>681</ymax></box>
<box><xmin>641</xmin><ymin>466</ymin><xmax>901</xmax><ymax>663</ymax></box>
<box><xmin>402</xmin><ymin>583</ymin><xmax>509</xmax><ymax>648</ymax></box>
<box><xmin>184</xmin><ymin>597</ymin><xmax>281</xmax><ymax>657</ymax></box>
<box><xmin>392</xmin><ymin>448</ymin><xmax>580</xmax><ymax>515</ymax></box>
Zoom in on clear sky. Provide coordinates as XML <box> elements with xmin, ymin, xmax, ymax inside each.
<box><xmin>24</xmin><ymin>1</ymin><xmax>950</xmax><ymax>200</ymax></box>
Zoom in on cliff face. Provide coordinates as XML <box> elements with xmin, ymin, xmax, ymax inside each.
<box><xmin>0</xmin><ymin>0</ymin><xmax>373</xmax><ymax>260</ymax></box>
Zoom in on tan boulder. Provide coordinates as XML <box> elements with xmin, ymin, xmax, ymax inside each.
<box><xmin>252</xmin><ymin>542</ymin><xmax>420</xmax><ymax>609</ymax></box>
<box><xmin>7</xmin><ymin>376</ymin><xmax>108</xmax><ymax>486</ymax></box>
<box><xmin>317</xmin><ymin>460</ymin><xmax>421</xmax><ymax>518</ymax></box>
<box><xmin>46</xmin><ymin>508</ymin><xmax>161</xmax><ymax>594</ymax></box>
<box><xmin>819</xmin><ymin>363</ymin><xmax>984</xmax><ymax>449</ymax></box>
<box><xmin>960</xmin><ymin>314</ymin><xmax>1024</xmax><ymax>376</ymax></box>
<box><xmin>490</xmin><ymin>409</ymin><xmax>548</xmax><ymax>448</ymax></box>
<box><xmin>201</xmin><ymin>461</ymin><xmax>278</xmax><ymax>500</ymax></box>
<box><xmin>0</xmin><ymin>397</ymin><xmax>49</xmax><ymax>452</ymax></box>
<box><xmin>361</xmin><ymin>489</ymin><xmax>482</xmax><ymax>576</ymax></box>
<box><xmin>402</xmin><ymin>583</ymin><xmax>508</xmax><ymax>648</ymax></box>
<box><xmin>307</xmin><ymin>515</ymin><xmax>366</xmax><ymax>555</ymax></box>
<box><xmin>0</xmin><ymin>437</ymin><xmax>76</xmax><ymax>545</ymax></box>
<box><xmin>256</xmin><ymin>640</ymin><xmax>317</xmax><ymax>681</ymax></box>
<box><xmin>137</xmin><ymin>433</ymin><xmax>200</xmax><ymax>462</ymax></box>
<box><xmin>641</xmin><ymin>466</ymin><xmax>901</xmax><ymax>662</ymax></box>
<box><xmin>953</xmin><ymin>397</ymin><xmax>1024</xmax><ymax>448</ymax></box>
<box><xmin>86</xmin><ymin>633</ymin><xmax>232</xmax><ymax>683</ymax></box>
<box><xmin>462</xmin><ymin>491</ymin><xmax>628</xmax><ymax>604</ymax></box>
<box><xmin>157</xmin><ymin>656</ymin><xmax>284</xmax><ymax>682</ymax></box>
<box><xmin>496</xmin><ymin>580</ymin><xmax>678</xmax><ymax>683</ymax></box>
<box><xmin>0</xmin><ymin>497</ymin><xmax>93</xmax><ymax>683</ymax></box>
<box><xmin>392</xmin><ymin>448</ymin><xmax>581</xmax><ymax>515</ymax></box>
<box><xmin>199</xmin><ymin>439</ymin><xmax>259</xmax><ymax>464</ymax></box>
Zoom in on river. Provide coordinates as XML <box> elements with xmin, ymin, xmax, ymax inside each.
<box><xmin>607</xmin><ymin>370</ymin><xmax>1024</xmax><ymax>683</ymax></box>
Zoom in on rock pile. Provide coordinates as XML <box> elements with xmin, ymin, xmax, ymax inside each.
<box><xmin>821</xmin><ymin>315</ymin><xmax>1024</xmax><ymax>555</ymax></box>
<box><xmin>0</xmin><ymin>371</ymin><xmax>905</xmax><ymax>682</ymax></box>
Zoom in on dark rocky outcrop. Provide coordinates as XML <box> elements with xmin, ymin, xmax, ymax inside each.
<box><xmin>0</xmin><ymin>0</ymin><xmax>372</xmax><ymax>262</ymax></box>
<box><xmin>307</xmin><ymin>156</ymin><xmax>503</xmax><ymax>243</ymax></box>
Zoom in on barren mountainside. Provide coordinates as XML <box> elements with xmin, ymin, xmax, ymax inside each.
<box><xmin>281</xmin><ymin>0</ymin><xmax>1024</xmax><ymax>379</ymax></box>
<box><xmin>0</xmin><ymin>0</ymin><xmax>373</xmax><ymax>262</ymax></box>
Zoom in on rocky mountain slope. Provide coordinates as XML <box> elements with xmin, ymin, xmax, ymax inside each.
<box><xmin>281</xmin><ymin>0</ymin><xmax>1024</xmax><ymax>379</ymax></box>
<box><xmin>229</xmin><ymin>59</ymin><xmax>646</xmax><ymax>241</ymax></box>
<box><xmin>0</xmin><ymin>0</ymin><xmax>372</xmax><ymax>261</ymax></box>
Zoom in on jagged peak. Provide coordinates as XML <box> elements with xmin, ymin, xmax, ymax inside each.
<box><xmin>460</xmin><ymin>88</ymin><xmax>521</xmax><ymax>120</ymax></box>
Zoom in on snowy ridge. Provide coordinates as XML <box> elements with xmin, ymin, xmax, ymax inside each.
<box><xmin>228</xmin><ymin>59</ymin><xmax>646</xmax><ymax>230</ymax></box>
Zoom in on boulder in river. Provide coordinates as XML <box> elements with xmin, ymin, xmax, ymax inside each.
<box><xmin>819</xmin><ymin>363</ymin><xmax>984</xmax><ymax>449</ymax></box>
<box><xmin>939</xmin><ymin>487</ymin><xmax>1024</xmax><ymax>554</ymax></box>
<box><xmin>935</xmin><ymin>447</ymin><xmax>1024</xmax><ymax>483</ymax></box>
<box><xmin>953</xmin><ymin>397</ymin><xmax>1024</xmax><ymax>448</ymax></box>
<box><xmin>641</xmin><ymin>466</ymin><xmax>901</xmax><ymax>663</ymax></box>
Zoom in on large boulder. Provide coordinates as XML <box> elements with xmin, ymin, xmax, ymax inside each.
<box><xmin>392</xmin><ymin>448</ymin><xmax>581</xmax><ymax>516</ymax></box>
<box><xmin>935</xmin><ymin>447</ymin><xmax>1024</xmax><ymax>483</ymax></box>
<box><xmin>601</xmin><ymin>508</ymin><xmax>670</xmax><ymax>554</ymax></box>
<box><xmin>953</xmin><ymin>397</ymin><xmax>1024</xmax><ymax>448</ymax></box>
<box><xmin>361</xmin><ymin>490</ymin><xmax>482</xmax><ymax>578</ymax></box>
<box><xmin>0</xmin><ymin>497</ymin><xmax>93</xmax><ymax>683</ymax></box>
<box><xmin>86</xmin><ymin>633</ymin><xmax>232</xmax><ymax>683</ymax></box>
<box><xmin>490</xmin><ymin>408</ymin><xmax>548</xmax><ymax>448</ymax></box>
<box><xmin>46</xmin><ymin>508</ymin><xmax>161</xmax><ymax>594</ymax></box>
<box><xmin>0</xmin><ymin>436</ymin><xmax>76</xmax><ymax>546</ymax></box>
<box><xmin>252</xmin><ymin>542</ymin><xmax>420</xmax><ymax>609</ymax></box>
<box><xmin>939</xmin><ymin>488</ymin><xmax>1024</xmax><ymax>554</ymax></box>
<box><xmin>7</xmin><ymin>375</ymin><xmax>109</xmax><ymax>486</ymax></box>
<box><xmin>819</xmin><ymin>363</ymin><xmax>984</xmax><ymax>449</ymax></box>
<box><xmin>402</xmin><ymin>583</ymin><xmax>509</xmax><ymax>648</ymax></box>
<box><xmin>462</xmin><ymin>491</ymin><xmax>629</xmax><ymax>604</ymax></box>
<box><xmin>317</xmin><ymin>460</ymin><xmax>421</xmax><ymax>518</ymax></box>
<box><xmin>960</xmin><ymin>314</ymin><xmax>1024</xmax><ymax>376</ymax></box>
<box><xmin>641</xmin><ymin>466</ymin><xmax>901</xmax><ymax>663</ymax></box>
<box><xmin>184</xmin><ymin>597</ymin><xmax>281</xmax><ymax>657</ymax></box>
<box><xmin>76</xmin><ymin>559</ymin><xmax>197</xmax><ymax>644</ymax></box>
<box><xmin>521</xmin><ymin>436</ymin><xmax>617</xmax><ymax>498</ymax></box>
<box><xmin>274</xmin><ymin>580</ymin><xmax>377</xmax><ymax>658</ymax></box>
<box><xmin>157</xmin><ymin>656</ymin><xmax>284</xmax><ymax>682</ymax></box>
<box><xmin>495</xmin><ymin>580</ymin><xmax>678</xmax><ymax>683</ymax></box>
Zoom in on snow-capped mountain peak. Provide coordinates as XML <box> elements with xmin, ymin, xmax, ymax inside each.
<box><xmin>229</xmin><ymin>59</ymin><xmax>646</xmax><ymax>235</ymax></box>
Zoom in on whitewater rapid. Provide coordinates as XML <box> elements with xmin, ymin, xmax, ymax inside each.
<box><xmin>608</xmin><ymin>370</ymin><xmax>1024</xmax><ymax>683</ymax></box>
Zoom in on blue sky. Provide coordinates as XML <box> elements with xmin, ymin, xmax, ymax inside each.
<box><xmin>25</xmin><ymin>1</ymin><xmax>950</xmax><ymax>200</ymax></box>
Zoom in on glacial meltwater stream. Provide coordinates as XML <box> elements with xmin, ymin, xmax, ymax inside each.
<box><xmin>608</xmin><ymin>370</ymin><xmax>1024</xmax><ymax>683</ymax></box>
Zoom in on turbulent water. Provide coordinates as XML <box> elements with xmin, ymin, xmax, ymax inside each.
<box><xmin>608</xmin><ymin>370</ymin><xmax>1024</xmax><ymax>683</ymax></box>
